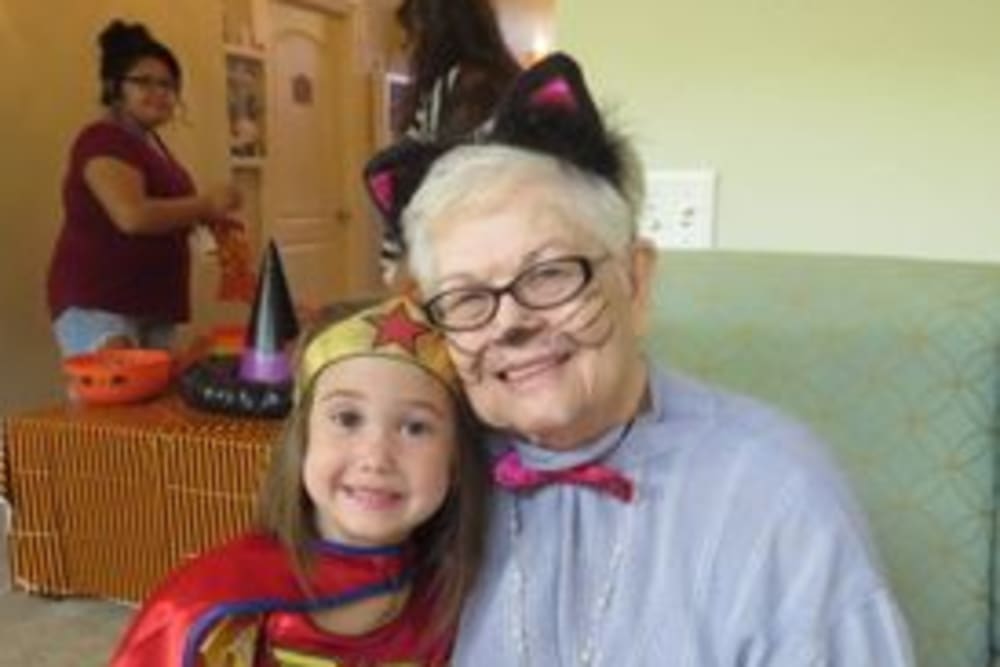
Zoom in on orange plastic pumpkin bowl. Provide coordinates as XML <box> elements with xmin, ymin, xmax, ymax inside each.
<box><xmin>63</xmin><ymin>348</ymin><xmax>173</xmax><ymax>406</ymax></box>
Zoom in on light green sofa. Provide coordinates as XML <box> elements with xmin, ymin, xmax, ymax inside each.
<box><xmin>644</xmin><ymin>251</ymin><xmax>1000</xmax><ymax>667</ymax></box>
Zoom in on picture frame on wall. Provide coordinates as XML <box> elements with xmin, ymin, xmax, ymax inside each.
<box><xmin>226</xmin><ymin>53</ymin><xmax>266</xmax><ymax>159</ymax></box>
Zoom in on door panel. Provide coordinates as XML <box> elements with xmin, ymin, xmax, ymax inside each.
<box><xmin>269</xmin><ymin>1</ymin><xmax>356</xmax><ymax>307</ymax></box>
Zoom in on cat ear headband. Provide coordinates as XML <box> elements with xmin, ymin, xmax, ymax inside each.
<box><xmin>363</xmin><ymin>52</ymin><xmax>629</xmax><ymax>255</ymax></box>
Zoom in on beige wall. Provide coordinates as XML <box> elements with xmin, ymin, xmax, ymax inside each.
<box><xmin>557</xmin><ymin>1</ymin><xmax>1000</xmax><ymax>262</ymax></box>
<box><xmin>496</xmin><ymin>0</ymin><xmax>556</xmax><ymax>63</ymax></box>
<box><xmin>0</xmin><ymin>0</ymin><xmax>229</xmax><ymax>412</ymax></box>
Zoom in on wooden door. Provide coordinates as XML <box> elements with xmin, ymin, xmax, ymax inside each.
<box><xmin>267</xmin><ymin>0</ymin><xmax>370</xmax><ymax>308</ymax></box>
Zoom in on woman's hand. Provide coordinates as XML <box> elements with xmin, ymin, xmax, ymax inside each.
<box><xmin>84</xmin><ymin>157</ymin><xmax>241</xmax><ymax>236</ymax></box>
<box><xmin>201</xmin><ymin>215</ymin><xmax>246</xmax><ymax>237</ymax></box>
<box><xmin>202</xmin><ymin>183</ymin><xmax>242</xmax><ymax>220</ymax></box>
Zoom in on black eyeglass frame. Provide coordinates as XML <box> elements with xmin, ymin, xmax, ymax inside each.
<box><xmin>122</xmin><ymin>75</ymin><xmax>180</xmax><ymax>93</ymax></box>
<box><xmin>422</xmin><ymin>254</ymin><xmax>610</xmax><ymax>332</ymax></box>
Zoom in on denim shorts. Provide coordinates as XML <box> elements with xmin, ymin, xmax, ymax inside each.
<box><xmin>52</xmin><ymin>307</ymin><xmax>177</xmax><ymax>358</ymax></box>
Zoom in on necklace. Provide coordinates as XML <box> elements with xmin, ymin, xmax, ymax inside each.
<box><xmin>507</xmin><ymin>424</ymin><xmax>641</xmax><ymax>667</ymax></box>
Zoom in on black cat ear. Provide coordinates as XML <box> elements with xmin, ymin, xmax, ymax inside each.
<box><xmin>361</xmin><ymin>53</ymin><xmax>628</xmax><ymax>256</ymax></box>
<box><xmin>490</xmin><ymin>52</ymin><xmax>623</xmax><ymax>191</ymax></box>
<box><xmin>362</xmin><ymin>139</ymin><xmax>445</xmax><ymax>251</ymax></box>
<box><xmin>501</xmin><ymin>52</ymin><xmax>598</xmax><ymax>119</ymax></box>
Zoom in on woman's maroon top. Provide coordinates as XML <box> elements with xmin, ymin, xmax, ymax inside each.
<box><xmin>47</xmin><ymin>120</ymin><xmax>196</xmax><ymax>322</ymax></box>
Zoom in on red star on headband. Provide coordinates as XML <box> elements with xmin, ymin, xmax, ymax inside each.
<box><xmin>365</xmin><ymin>303</ymin><xmax>432</xmax><ymax>355</ymax></box>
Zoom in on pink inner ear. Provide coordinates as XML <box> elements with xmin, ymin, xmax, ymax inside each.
<box><xmin>529</xmin><ymin>77</ymin><xmax>578</xmax><ymax>111</ymax></box>
<box><xmin>370</xmin><ymin>171</ymin><xmax>395</xmax><ymax>212</ymax></box>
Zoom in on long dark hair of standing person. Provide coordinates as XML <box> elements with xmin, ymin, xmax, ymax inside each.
<box><xmin>395</xmin><ymin>0</ymin><xmax>522</xmax><ymax>138</ymax></box>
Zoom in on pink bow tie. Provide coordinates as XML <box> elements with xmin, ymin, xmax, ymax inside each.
<box><xmin>493</xmin><ymin>450</ymin><xmax>635</xmax><ymax>503</ymax></box>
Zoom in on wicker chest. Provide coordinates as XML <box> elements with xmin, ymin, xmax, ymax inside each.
<box><xmin>1</xmin><ymin>395</ymin><xmax>280</xmax><ymax>603</ymax></box>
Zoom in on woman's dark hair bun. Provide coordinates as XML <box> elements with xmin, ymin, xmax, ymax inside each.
<box><xmin>98</xmin><ymin>20</ymin><xmax>153</xmax><ymax>58</ymax></box>
<box><xmin>96</xmin><ymin>19</ymin><xmax>182</xmax><ymax>105</ymax></box>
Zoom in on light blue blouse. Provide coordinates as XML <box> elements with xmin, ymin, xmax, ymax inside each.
<box><xmin>454</xmin><ymin>366</ymin><xmax>914</xmax><ymax>666</ymax></box>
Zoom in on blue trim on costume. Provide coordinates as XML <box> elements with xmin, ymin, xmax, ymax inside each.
<box><xmin>181</xmin><ymin>569</ymin><xmax>414</xmax><ymax>667</ymax></box>
<box><xmin>312</xmin><ymin>538</ymin><xmax>406</xmax><ymax>557</ymax></box>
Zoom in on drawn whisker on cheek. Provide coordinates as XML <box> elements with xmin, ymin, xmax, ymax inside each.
<box><xmin>444</xmin><ymin>334</ymin><xmax>479</xmax><ymax>359</ymax></box>
<box><xmin>545</xmin><ymin>288</ymin><xmax>600</xmax><ymax>331</ymax></box>
<box><xmin>551</xmin><ymin>288</ymin><xmax>611</xmax><ymax>336</ymax></box>
<box><xmin>457</xmin><ymin>364</ymin><xmax>485</xmax><ymax>386</ymax></box>
<box><xmin>444</xmin><ymin>335</ymin><xmax>486</xmax><ymax>384</ymax></box>
<box><xmin>576</xmin><ymin>299</ymin><xmax>612</xmax><ymax>334</ymax></box>
<box><xmin>575</xmin><ymin>319</ymin><xmax>615</xmax><ymax>348</ymax></box>
<box><xmin>566</xmin><ymin>301</ymin><xmax>615</xmax><ymax>348</ymax></box>
<box><xmin>538</xmin><ymin>285</ymin><xmax>615</xmax><ymax>348</ymax></box>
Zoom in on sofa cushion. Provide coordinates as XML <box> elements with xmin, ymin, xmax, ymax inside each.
<box><xmin>646</xmin><ymin>251</ymin><xmax>1000</xmax><ymax>667</ymax></box>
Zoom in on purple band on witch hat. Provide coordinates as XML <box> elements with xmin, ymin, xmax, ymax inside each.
<box><xmin>239</xmin><ymin>350</ymin><xmax>293</xmax><ymax>385</ymax></box>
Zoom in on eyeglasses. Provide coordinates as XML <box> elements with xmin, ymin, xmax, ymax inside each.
<box><xmin>424</xmin><ymin>254</ymin><xmax>609</xmax><ymax>332</ymax></box>
<box><xmin>122</xmin><ymin>75</ymin><xmax>179</xmax><ymax>94</ymax></box>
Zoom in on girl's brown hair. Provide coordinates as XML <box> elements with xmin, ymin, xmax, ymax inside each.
<box><xmin>255</xmin><ymin>300</ymin><xmax>489</xmax><ymax>640</ymax></box>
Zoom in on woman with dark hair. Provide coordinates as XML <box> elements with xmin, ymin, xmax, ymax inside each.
<box><xmin>395</xmin><ymin>0</ymin><xmax>522</xmax><ymax>141</ymax></box>
<box><xmin>47</xmin><ymin>20</ymin><xmax>241</xmax><ymax>357</ymax></box>
<box><xmin>379</xmin><ymin>0</ymin><xmax>523</xmax><ymax>286</ymax></box>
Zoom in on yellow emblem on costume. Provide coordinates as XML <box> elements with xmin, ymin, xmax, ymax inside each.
<box><xmin>198</xmin><ymin>615</ymin><xmax>262</xmax><ymax>666</ymax></box>
<box><xmin>297</xmin><ymin>297</ymin><xmax>458</xmax><ymax>401</ymax></box>
<box><xmin>271</xmin><ymin>647</ymin><xmax>425</xmax><ymax>666</ymax></box>
<box><xmin>198</xmin><ymin>618</ymin><xmax>431</xmax><ymax>666</ymax></box>
<box><xmin>271</xmin><ymin>647</ymin><xmax>344</xmax><ymax>666</ymax></box>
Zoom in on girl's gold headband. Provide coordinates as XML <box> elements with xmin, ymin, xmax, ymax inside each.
<box><xmin>297</xmin><ymin>297</ymin><xmax>458</xmax><ymax>401</ymax></box>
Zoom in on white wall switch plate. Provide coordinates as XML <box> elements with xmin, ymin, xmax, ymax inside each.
<box><xmin>639</xmin><ymin>169</ymin><xmax>717</xmax><ymax>249</ymax></box>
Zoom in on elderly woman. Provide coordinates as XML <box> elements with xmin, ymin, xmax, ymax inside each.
<box><xmin>365</xmin><ymin>53</ymin><xmax>913</xmax><ymax>666</ymax></box>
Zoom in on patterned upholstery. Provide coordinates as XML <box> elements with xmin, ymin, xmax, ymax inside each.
<box><xmin>645</xmin><ymin>251</ymin><xmax>1000</xmax><ymax>667</ymax></box>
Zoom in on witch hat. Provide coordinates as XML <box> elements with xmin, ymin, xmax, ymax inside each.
<box><xmin>239</xmin><ymin>240</ymin><xmax>300</xmax><ymax>384</ymax></box>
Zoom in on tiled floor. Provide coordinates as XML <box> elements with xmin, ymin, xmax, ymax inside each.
<box><xmin>0</xmin><ymin>502</ymin><xmax>132</xmax><ymax>666</ymax></box>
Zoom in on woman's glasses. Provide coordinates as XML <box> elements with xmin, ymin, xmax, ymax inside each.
<box><xmin>424</xmin><ymin>254</ymin><xmax>609</xmax><ymax>332</ymax></box>
<box><xmin>123</xmin><ymin>75</ymin><xmax>179</xmax><ymax>94</ymax></box>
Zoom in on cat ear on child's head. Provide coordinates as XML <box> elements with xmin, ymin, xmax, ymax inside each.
<box><xmin>490</xmin><ymin>52</ymin><xmax>624</xmax><ymax>191</ymax></box>
<box><xmin>362</xmin><ymin>139</ymin><xmax>444</xmax><ymax>252</ymax></box>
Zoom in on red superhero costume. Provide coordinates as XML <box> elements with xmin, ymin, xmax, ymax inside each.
<box><xmin>110</xmin><ymin>533</ymin><xmax>451</xmax><ymax>666</ymax></box>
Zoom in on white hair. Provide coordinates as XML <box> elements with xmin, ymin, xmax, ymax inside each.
<box><xmin>402</xmin><ymin>143</ymin><xmax>645</xmax><ymax>288</ymax></box>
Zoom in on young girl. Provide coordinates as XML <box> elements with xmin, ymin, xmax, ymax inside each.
<box><xmin>111</xmin><ymin>296</ymin><xmax>487</xmax><ymax>666</ymax></box>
